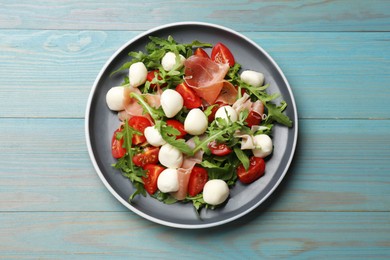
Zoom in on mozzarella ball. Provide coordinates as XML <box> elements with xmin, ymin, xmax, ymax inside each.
<box><xmin>160</xmin><ymin>89</ymin><xmax>184</xmax><ymax>118</ymax></box>
<box><xmin>129</xmin><ymin>62</ymin><xmax>147</xmax><ymax>87</ymax></box>
<box><xmin>161</xmin><ymin>52</ymin><xmax>186</xmax><ymax>71</ymax></box>
<box><xmin>144</xmin><ymin>126</ymin><xmax>166</xmax><ymax>147</ymax></box>
<box><xmin>240</xmin><ymin>70</ymin><xmax>264</xmax><ymax>88</ymax></box>
<box><xmin>157</xmin><ymin>169</ymin><xmax>179</xmax><ymax>193</ymax></box>
<box><xmin>106</xmin><ymin>86</ymin><xmax>125</xmax><ymax>111</ymax></box>
<box><xmin>215</xmin><ymin>105</ymin><xmax>238</xmax><ymax>125</ymax></box>
<box><xmin>203</xmin><ymin>179</ymin><xmax>229</xmax><ymax>206</ymax></box>
<box><xmin>184</xmin><ymin>108</ymin><xmax>208</xmax><ymax>135</ymax></box>
<box><xmin>158</xmin><ymin>143</ymin><xmax>183</xmax><ymax>168</ymax></box>
<box><xmin>252</xmin><ymin>134</ymin><xmax>273</xmax><ymax>158</ymax></box>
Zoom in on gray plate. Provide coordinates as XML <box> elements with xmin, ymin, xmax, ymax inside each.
<box><xmin>85</xmin><ymin>22</ymin><xmax>298</xmax><ymax>229</ymax></box>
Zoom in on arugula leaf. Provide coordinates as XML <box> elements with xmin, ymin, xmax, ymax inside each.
<box><xmin>129</xmin><ymin>92</ymin><xmax>165</xmax><ymax>121</ymax></box>
<box><xmin>153</xmin><ymin>192</ymin><xmax>178</xmax><ymax>205</ymax></box>
<box><xmin>185</xmin><ymin>194</ymin><xmax>206</xmax><ymax>213</ymax></box>
<box><xmin>158</xmin><ymin>121</ymin><xmax>194</xmax><ymax>156</ymax></box>
<box><xmin>233</xmin><ymin>146</ymin><xmax>250</xmax><ymax>170</ymax></box>
<box><xmin>265</xmin><ymin>101</ymin><xmax>293</xmax><ymax>127</ymax></box>
<box><xmin>112</xmin><ymin>120</ymin><xmax>146</xmax><ymax>200</ymax></box>
<box><xmin>201</xmin><ymin>159</ymin><xmax>235</xmax><ymax>183</ymax></box>
<box><xmin>149</xmin><ymin>36</ymin><xmax>212</xmax><ymax>56</ymax></box>
<box><xmin>112</xmin><ymin>36</ymin><xmax>211</xmax><ymax>77</ymax></box>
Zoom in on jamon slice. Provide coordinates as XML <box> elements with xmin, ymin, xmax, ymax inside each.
<box><xmin>184</xmin><ymin>56</ymin><xmax>229</xmax><ymax>105</ymax></box>
<box><xmin>170</xmin><ymin>137</ymin><xmax>204</xmax><ymax>200</ymax></box>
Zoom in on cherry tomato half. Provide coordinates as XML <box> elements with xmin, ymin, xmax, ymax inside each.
<box><xmin>194</xmin><ymin>47</ymin><xmax>210</xmax><ymax>58</ymax></box>
<box><xmin>143</xmin><ymin>164</ymin><xmax>165</xmax><ymax>195</ymax></box>
<box><xmin>166</xmin><ymin>119</ymin><xmax>187</xmax><ymax>139</ymax></box>
<box><xmin>211</xmin><ymin>42</ymin><xmax>235</xmax><ymax>67</ymax></box>
<box><xmin>236</xmin><ymin>156</ymin><xmax>266</xmax><ymax>184</ymax></box>
<box><xmin>208</xmin><ymin>140</ymin><xmax>232</xmax><ymax>156</ymax></box>
<box><xmin>146</xmin><ymin>70</ymin><xmax>165</xmax><ymax>89</ymax></box>
<box><xmin>188</xmin><ymin>166</ymin><xmax>209</xmax><ymax>197</ymax></box>
<box><xmin>132</xmin><ymin>146</ymin><xmax>160</xmax><ymax>168</ymax></box>
<box><xmin>111</xmin><ymin>128</ymin><xmax>126</xmax><ymax>159</ymax></box>
<box><xmin>128</xmin><ymin>116</ymin><xmax>152</xmax><ymax>145</ymax></box>
<box><xmin>245</xmin><ymin>110</ymin><xmax>262</xmax><ymax>127</ymax></box>
<box><xmin>206</xmin><ymin>102</ymin><xmax>226</xmax><ymax>123</ymax></box>
<box><xmin>175</xmin><ymin>82</ymin><xmax>202</xmax><ymax>109</ymax></box>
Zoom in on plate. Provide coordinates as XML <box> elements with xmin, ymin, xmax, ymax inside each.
<box><xmin>85</xmin><ymin>22</ymin><xmax>298</xmax><ymax>229</ymax></box>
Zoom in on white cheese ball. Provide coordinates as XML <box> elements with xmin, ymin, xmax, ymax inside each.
<box><xmin>158</xmin><ymin>143</ymin><xmax>183</xmax><ymax>168</ymax></box>
<box><xmin>160</xmin><ymin>89</ymin><xmax>184</xmax><ymax>118</ymax></box>
<box><xmin>105</xmin><ymin>86</ymin><xmax>125</xmax><ymax>111</ymax></box>
<box><xmin>252</xmin><ymin>134</ymin><xmax>273</xmax><ymax>158</ymax></box>
<box><xmin>203</xmin><ymin>179</ymin><xmax>229</xmax><ymax>206</ymax></box>
<box><xmin>184</xmin><ymin>108</ymin><xmax>208</xmax><ymax>135</ymax></box>
<box><xmin>157</xmin><ymin>168</ymin><xmax>179</xmax><ymax>193</ymax></box>
<box><xmin>240</xmin><ymin>70</ymin><xmax>264</xmax><ymax>88</ymax></box>
<box><xmin>161</xmin><ymin>52</ymin><xmax>186</xmax><ymax>71</ymax></box>
<box><xmin>144</xmin><ymin>126</ymin><xmax>166</xmax><ymax>147</ymax></box>
<box><xmin>129</xmin><ymin>62</ymin><xmax>147</xmax><ymax>87</ymax></box>
<box><xmin>215</xmin><ymin>105</ymin><xmax>238</xmax><ymax>125</ymax></box>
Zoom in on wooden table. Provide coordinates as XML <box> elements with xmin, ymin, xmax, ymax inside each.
<box><xmin>1</xmin><ymin>1</ymin><xmax>389</xmax><ymax>258</ymax></box>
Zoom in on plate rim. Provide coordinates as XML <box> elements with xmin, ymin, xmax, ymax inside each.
<box><xmin>85</xmin><ymin>21</ymin><xmax>298</xmax><ymax>229</ymax></box>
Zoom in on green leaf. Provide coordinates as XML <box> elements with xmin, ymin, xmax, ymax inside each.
<box><xmin>233</xmin><ymin>146</ymin><xmax>250</xmax><ymax>170</ymax></box>
<box><xmin>112</xmin><ymin>120</ymin><xmax>147</xmax><ymax>201</ymax></box>
<box><xmin>158</xmin><ymin>121</ymin><xmax>194</xmax><ymax>156</ymax></box>
<box><xmin>265</xmin><ymin>102</ymin><xmax>293</xmax><ymax>127</ymax></box>
<box><xmin>153</xmin><ymin>192</ymin><xmax>178</xmax><ymax>204</ymax></box>
<box><xmin>129</xmin><ymin>92</ymin><xmax>165</xmax><ymax>121</ymax></box>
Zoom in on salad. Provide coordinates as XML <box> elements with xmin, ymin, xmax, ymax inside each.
<box><xmin>105</xmin><ymin>36</ymin><xmax>292</xmax><ymax>212</ymax></box>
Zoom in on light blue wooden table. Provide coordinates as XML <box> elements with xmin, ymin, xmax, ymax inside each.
<box><xmin>1</xmin><ymin>0</ymin><xmax>389</xmax><ymax>258</ymax></box>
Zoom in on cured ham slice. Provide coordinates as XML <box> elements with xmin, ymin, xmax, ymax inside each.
<box><xmin>122</xmin><ymin>87</ymin><xmax>143</xmax><ymax>117</ymax></box>
<box><xmin>184</xmin><ymin>56</ymin><xmax>229</xmax><ymax>105</ymax></box>
<box><xmin>215</xmin><ymin>81</ymin><xmax>238</xmax><ymax>105</ymax></box>
<box><xmin>232</xmin><ymin>92</ymin><xmax>264</xmax><ymax>120</ymax></box>
<box><xmin>170</xmin><ymin>168</ymin><xmax>192</xmax><ymax>200</ymax></box>
<box><xmin>118</xmin><ymin>86</ymin><xmax>158</xmax><ymax>123</ymax></box>
<box><xmin>232</xmin><ymin>93</ymin><xmax>252</xmax><ymax>114</ymax></box>
<box><xmin>170</xmin><ymin>137</ymin><xmax>204</xmax><ymax>200</ymax></box>
<box><xmin>252</xmin><ymin>100</ymin><xmax>264</xmax><ymax>116</ymax></box>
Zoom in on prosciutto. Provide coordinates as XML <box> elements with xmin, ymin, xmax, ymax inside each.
<box><xmin>184</xmin><ymin>56</ymin><xmax>230</xmax><ymax>105</ymax></box>
<box><xmin>118</xmin><ymin>86</ymin><xmax>160</xmax><ymax>122</ymax></box>
<box><xmin>214</xmin><ymin>81</ymin><xmax>238</xmax><ymax>105</ymax></box>
<box><xmin>170</xmin><ymin>137</ymin><xmax>204</xmax><ymax>200</ymax></box>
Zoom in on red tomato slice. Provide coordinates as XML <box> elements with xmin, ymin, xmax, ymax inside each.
<box><xmin>188</xmin><ymin>166</ymin><xmax>209</xmax><ymax>197</ymax></box>
<box><xmin>146</xmin><ymin>70</ymin><xmax>165</xmax><ymax>89</ymax></box>
<box><xmin>175</xmin><ymin>82</ymin><xmax>202</xmax><ymax>109</ymax></box>
<box><xmin>236</xmin><ymin>156</ymin><xmax>265</xmax><ymax>184</ymax></box>
<box><xmin>208</xmin><ymin>140</ymin><xmax>232</xmax><ymax>156</ymax></box>
<box><xmin>194</xmin><ymin>48</ymin><xmax>210</xmax><ymax>58</ymax></box>
<box><xmin>143</xmin><ymin>164</ymin><xmax>165</xmax><ymax>195</ymax></box>
<box><xmin>245</xmin><ymin>110</ymin><xmax>262</xmax><ymax>127</ymax></box>
<box><xmin>111</xmin><ymin>128</ymin><xmax>126</xmax><ymax>159</ymax></box>
<box><xmin>206</xmin><ymin>102</ymin><xmax>225</xmax><ymax>123</ymax></box>
<box><xmin>132</xmin><ymin>146</ymin><xmax>160</xmax><ymax>168</ymax></box>
<box><xmin>128</xmin><ymin>116</ymin><xmax>152</xmax><ymax>145</ymax></box>
<box><xmin>166</xmin><ymin>119</ymin><xmax>187</xmax><ymax>139</ymax></box>
<box><xmin>211</xmin><ymin>42</ymin><xmax>235</xmax><ymax>67</ymax></box>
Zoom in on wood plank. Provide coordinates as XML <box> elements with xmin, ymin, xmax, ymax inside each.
<box><xmin>0</xmin><ymin>211</ymin><xmax>388</xmax><ymax>258</ymax></box>
<box><xmin>0</xmin><ymin>30</ymin><xmax>389</xmax><ymax>119</ymax></box>
<box><xmin>0</xmin><ymin>118</ymin><xmax>389</xmax><ymax>212</ymax></box>
<box><xmin>0</xmin><ymin>0</ymin><xmax>389</xmax><ymax>31</ymax></box>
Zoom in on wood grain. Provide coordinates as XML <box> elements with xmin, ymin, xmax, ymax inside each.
<box><xmin>0</xmin><ymin>212</ymin><xmax>388</xmax><ymax>258</ymax></box>
<box><xmin>0</xmin><ymin>0</ymin><xmax>389</xmax><ymax>31</ymax></box>
<box><xmin>1</xmin><ymin>118</ymin><xmax>389</xmax><ymax>212</ymax></box>
<box><xmin>0</xmin><ymin>30</ymin><xmax>389</xmax><ymax>119</ymax></box>
<box><xmin>1</xmin><ymin>1</ymin><xmax>389</xmax><ymax>258</ymax></box>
